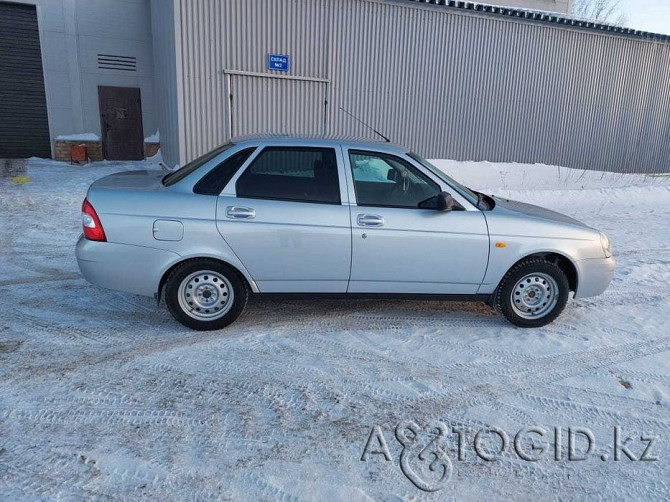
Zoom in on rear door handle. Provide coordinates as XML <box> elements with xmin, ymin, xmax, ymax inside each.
<box><xmin>357</xmin><ymin>214</ymin><xmax>384</xmax><ymax>227</ymax></box>
<box><xmin>226</xmin><ymin>206</ymin><xmax>255</xmax><ymax>219</ymax></box>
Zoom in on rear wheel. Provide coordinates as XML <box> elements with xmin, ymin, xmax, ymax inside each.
<box><xmin>165</xmin><ymin>259</ymin><xmax>248</xmax><ymax>330</ymax></box>
<box><xmin>495</xmin><ymin>258</ymin><xmax>569</xmax><ymax>328</ymax></box>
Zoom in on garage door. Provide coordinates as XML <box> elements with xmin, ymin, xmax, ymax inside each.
<box><xmin>229</xmin><ymin>74</ymin><xmax>327</xmax><ymax>138</ymax></box>
<box><xmin>0</xmin><ymin>3</ymin><xmax>50</xmax><ymax>158</ymax></box>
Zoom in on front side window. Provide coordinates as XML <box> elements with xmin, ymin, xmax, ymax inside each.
<box><xmin>236</xmin><ymin>147</ymin><xmax>340</xmax><ymax>204</ymax></box>
<box><xmin>409</xmin><ymin>153</ymin><xmax>479</xmax><ymax>206</ymax></box>
<box><xmin>349</xmin><ymin>150</ymin><xmax>441</xmax><ymax>208</ymax></box>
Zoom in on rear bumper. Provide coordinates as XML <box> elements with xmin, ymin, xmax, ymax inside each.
<box><xmin>574</xmin><ymin>256</ymin><xmax>615</xmax><ymax>299</ymax></box>
<box><xmin>76</xmin><ymin>235</ymin><xmax>179</xmax><ymax>297</ymax></box>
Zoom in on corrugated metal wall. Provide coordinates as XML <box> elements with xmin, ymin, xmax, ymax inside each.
<box><xmin>168</xmin><ymin>0</ymin><xmax>670</xmax><ymax>172</ymax></box>
<box><xmin>229</xmin><ymin>73</ymin><xmax>328</xmax><ymax>138</ymax></box>
<box><xmin>0</xmin><ymin>2</ymin><xmax>51</xmax><ymax>158</ymax></box>
<box><xmin>175</xmin><ymin>0</ymin><xmax>331</xmax><ymax>164</ymax></box>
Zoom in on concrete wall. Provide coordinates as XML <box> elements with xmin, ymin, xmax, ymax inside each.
<box><xmin>7</xmin><ymin>0</ymin><xmax>156</xmax><ymax>153</ymax></box>
<box><xmin>150</xmin><ymin>0</ymin><xmax>181</xmax><ymax>166</ymax></box>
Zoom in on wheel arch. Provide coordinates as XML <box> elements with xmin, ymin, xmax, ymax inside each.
<box><xmin>501</xmin><ymin>252</ymin><xmax>578</xmax><ymax>293</ymax></box>
<box><xmin>157</xmin><ymin>256</ymin><xmax>256</xmax><ymax>304</ymax></box>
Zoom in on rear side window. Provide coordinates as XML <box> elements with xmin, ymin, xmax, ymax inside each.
<box><xmin>193</xmin><ymin>147</ymin><xmax>256</xmax><ymax>195</ymax></box>
<box><xmin>236</xmin><ymin>147</ymin><xmax>340</xmax><ymax>204</ymax></box>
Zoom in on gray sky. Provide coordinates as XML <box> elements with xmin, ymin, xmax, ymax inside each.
<box><xmin>619</xmin><ymin>0</ymin><xmax>670</xmax><ymax>34</ymax></box>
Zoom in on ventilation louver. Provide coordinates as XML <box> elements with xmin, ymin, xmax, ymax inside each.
<box><xmin>97</xmin><ymin>54</ymin><xmax>137</xmax><ymax>72</ymax></box>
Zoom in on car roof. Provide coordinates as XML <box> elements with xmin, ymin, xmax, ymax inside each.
<box><xmin>230</xmin><ymin>133</ymin><xmax>408</xmax><ymax>153</ymax></box>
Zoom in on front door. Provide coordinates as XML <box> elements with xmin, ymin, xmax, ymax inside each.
<box><xmin>98</xmin><ymin>86</ymin><xmax>144</xmax><ymax>160</ymax></box>
<box><xmin>216</xmin><ymin>145</ymin><xmax>351</xmax><ymax>293</ymax></box>
<box><xmin>345</xmin><ymin>149</ymin><xmax>490</xmax><ymax>294</ymax></box>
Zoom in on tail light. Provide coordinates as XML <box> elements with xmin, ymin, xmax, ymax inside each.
<box><xmin>82</xmin><ymin>198</ymin><xmax>106</xmax><ymax>242</ymax></box>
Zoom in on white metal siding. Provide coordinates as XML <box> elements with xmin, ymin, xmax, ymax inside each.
<box><xmin>228</xmin><ymin>73</ymin><xmax>327</xmax><ymax>138</ymax></box>
<box><xmin>169</xmin><ymin>0</ymin><xmax>670</xmax><ymax>173</ymax></box>
<box><xmin>329</xmin><ymin>0</ymin><xmax>670</xmax><ymax>172</ymax></box>
<box><xmin>176</xmin><ymin>0</ymin><xmax>331</xmax><ymax>163</ymax></box>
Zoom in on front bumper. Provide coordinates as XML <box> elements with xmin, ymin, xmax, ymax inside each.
<box><xmin>76</xmin><ymin>235</ymin><xmax>179</xmax><ymax>297</ymax></box>
<box><xmin>574</xmin><ymin>256</ymin><xmax>615</xmax><ymax>299</ymax></box>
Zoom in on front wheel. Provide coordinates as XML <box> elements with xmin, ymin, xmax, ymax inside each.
<box><xmin>165</xmin><ymin>259</ymin><xmax>248</xmax><ymax>330</ymax></box>
<box><xmin>495</xmin><ymin>258</ymin><xmax>570</xmax><ymax>328</ymax></box>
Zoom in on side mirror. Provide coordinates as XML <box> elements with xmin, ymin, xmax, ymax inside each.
<box><xmin>387</xmin><ymin>169</ymin><xmax>397</xmax><ymax>182</ymax></box>
<box><xmin>437</xmin><ymin>191</ymin><xmax>455</xmax><ymax>212</ymax></box>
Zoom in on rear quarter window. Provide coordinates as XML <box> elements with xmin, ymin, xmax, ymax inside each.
<box><xmin>193</xmin><ymin>148</ymin><xmax>256</xmax><ymax>195</ymax></box>
<box><xmin>162</xmin><ymin>144</ymin><xmax>233</xmax><ymax>187</ymax></box>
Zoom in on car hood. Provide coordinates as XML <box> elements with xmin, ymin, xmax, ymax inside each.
<box><xmin>491</xmin><ymin>196</ymin><xmax>591</xmax><ymax>229</ymax></box>
<box><xmin>90</xmin><ymin>169</ymin><xmax>165</xmax><ymax>190</ymax></box>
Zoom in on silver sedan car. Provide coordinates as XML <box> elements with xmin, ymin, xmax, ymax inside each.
<box><xmin>76</xmin><ymin>136</ymin><xmax>614</xmax><ymax>330</ymax></box>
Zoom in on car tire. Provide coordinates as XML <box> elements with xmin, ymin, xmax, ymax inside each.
<box><xmin>495</xmin><ymin>258</ymin><xmax>570</xmax><ymax>328</ymax></box>
<box><xmin>165</xmin><ymin>259</ymin><xmax>248</xmax><ymax>330</ymax></box>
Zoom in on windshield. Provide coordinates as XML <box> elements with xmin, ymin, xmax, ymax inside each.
<box><xmin>162</xmin><ymin>143</ymin><xmax>234</xmax><ymax>186</ymax></box>
<box><xmin>408</xmin><ymin>153</ymin><xmax>479</xmax><ymax>206</ymax></box>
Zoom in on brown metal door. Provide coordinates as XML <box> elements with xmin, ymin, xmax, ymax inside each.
<box><xmin>98</xmin><ymin>86</ymin><xmax>144</xmax><ymax>160</ymax></box>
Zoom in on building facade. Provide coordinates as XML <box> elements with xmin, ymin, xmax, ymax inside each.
<box><xmin>1</xmin><ymin>0</ymin><xmax>668</xmax><ymax>173</ymax></box>
<box><xmin>0</xmin><ymin>0</ymin><xmax>155</xmax><ymax>159</ymax></box>
<box><xmin>151</xmin><ymin>0</ymin><xmax>670</xmax><ymax>173</ymax></box>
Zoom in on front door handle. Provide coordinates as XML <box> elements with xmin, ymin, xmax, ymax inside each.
<box><xmin>226</xmin><ymin>206</ymin><xmax>256</xmax><ymax>219</ymax></box>
<box><xmin>357</xmin><ymin>214</ymin><xmax>384</xmax><ymax>227</ymax></box>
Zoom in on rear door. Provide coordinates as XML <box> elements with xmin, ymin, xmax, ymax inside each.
<box><xmin>344</xmin><ymin>148</ymin><xmax>490</xmax><ymax>294</ymax></box>
<box><xmin>215</xmin><ymin>145</ymin><xmax>351</xmax><ymax>293</ymax></box>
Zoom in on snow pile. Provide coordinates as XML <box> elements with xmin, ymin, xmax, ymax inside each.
<box><xmin>0</xmin><ymin>157</ymin><xmax>668</xmax><ymax>499</ymax></box>
<box><xmin>430</xmin><ymin>159</ymin><xmax>670</xmax><ymax>192</ymax></box>
<box><xmin>55</xmin><ymin>133</ymin><xmax>100</xmax><ymax>142</ymax></box>
<box><xmin>144</xmin><ymin>130</ymin><xmax>160</xmax><ymax>143</ymax></box>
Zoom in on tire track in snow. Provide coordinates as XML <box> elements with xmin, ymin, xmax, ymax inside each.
<box><xmin>3</xmin><ymin>331</ymin><xmax>669</xmax><ymax>498</ymax></box>
<box><xmin>533</xmin><ymin>382</ymin><xmax>669</xmax><ymax>420</ymax></box>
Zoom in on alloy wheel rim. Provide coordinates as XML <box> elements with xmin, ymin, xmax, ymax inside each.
<box><xmin>510</xmin><ymin>272</ymin><xmax>559</xmax><ymax>320</ymax></box>
<box><xmin>177</xmin><ymin>270</ymin><xmax>234</xmax><ymax>321</ymax></box>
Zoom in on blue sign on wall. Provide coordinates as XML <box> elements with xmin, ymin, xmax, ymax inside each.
<box><xmin>268</xmin><ymin>53</ymin><xmax>290</xmax><ymax>72</ymax></box>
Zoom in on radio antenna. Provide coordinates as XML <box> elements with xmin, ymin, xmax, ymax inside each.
<box><xmin>339</xmin><ymin>107</ymin><xmax>390</xmax><ymax>142</ymax></box>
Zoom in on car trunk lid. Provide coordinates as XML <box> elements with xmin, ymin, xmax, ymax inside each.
<box><xmin>90</xmin><ymin>169</ymin><xmax>165</xmax><ymax>190</ymax></box>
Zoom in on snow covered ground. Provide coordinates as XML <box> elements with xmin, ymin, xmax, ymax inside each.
<box><xmin>0</xmin><ymin>156</ymin><xmax>669</xmax><ymax>500</ymax></box>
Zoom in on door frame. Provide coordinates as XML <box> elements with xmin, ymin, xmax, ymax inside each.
<box><xmin>97</xmin><ymin>85</ymin><xmax>144</xmax><ymax>160</ymax></box>
<box><xmin>339</xmin><ymin>144</ymin><xmax>489</xmax><ymax>294</ymax></box>
<box><xmin>339</xmin><ymin>144</ymin><xmax>478</xmax><ymax>212</ymax></box>
<box><xmin>223</xmin><ymin>69</ymin><xmax>331</xmax><ymax>139</ymax></box>
<box><xmin>215</xmin><ymin>142</ymin><xmax>351</xmax><ymax>293</ymax></box>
